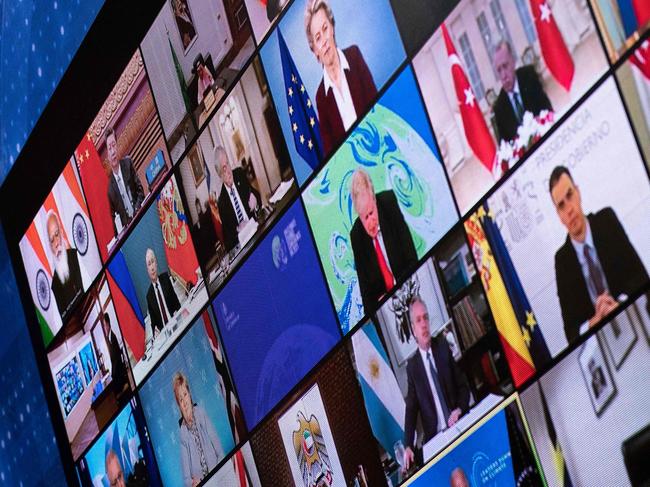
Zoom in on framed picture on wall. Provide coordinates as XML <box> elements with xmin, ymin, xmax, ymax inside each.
<box><xmin>627</xmin><ymin>294</ymin><xmax>650</xmax><ymax>345</ymax></box>
<box><xmin>578</xmin><ymin>336</ymin><xmax>616</xmax><ymax>417</ymax></box>
<box><xmin>171</xmin><ymin>0</ymin><xmax>197</xmax><ymax>53</ymax></box>
<box><xmin>188</xmin><ymin>145</ymin><xmax>205</xmax><ymax>187</ymax></box>
<box><xmin>599</xmin><ymin>313</ymin><xmax>637</xmax><ymax>370</ymax></box>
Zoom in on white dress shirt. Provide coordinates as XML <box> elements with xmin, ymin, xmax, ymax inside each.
<box><xmin>418</xmin><ymin>347</ymin><xmax>446</xmax><ymax>434</ymax></box>
<box><xmin>154</xmin><ymin>279</ymin><xmax>173</xmax><ymax>326</ymax></box>
<box><xmin>322</xmin><ymin>48</ymin><xmax>357</xmax><ymax>131</ymax></box>
<box><xmin>112</xmin><ymin>165</ymin><xmax>134</xmax><ymax>218</ymax></box>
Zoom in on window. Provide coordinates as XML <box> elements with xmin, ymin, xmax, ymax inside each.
<box><xmin>477</xmin><ymin>12</ymin><xmax>497</xmax><ymax>77</ymax></box>
<box><xmin>490</xmin><ymin>0</ymin><xmax>514</xmax><ymax>51</ymax></box>
<box><xmin>458</xmin><ymin>32</ymin><xmax>485</xmax><ymax>101</ymax></box>
<box><xmin>515</xmin><ymin>0</ymin><xmax>537</xmax><ymax>46</ymax></box>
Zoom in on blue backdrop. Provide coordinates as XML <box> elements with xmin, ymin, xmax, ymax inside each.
<box><xmin>212</xmin><ymin>200</ymin><xmax>341</xmax><ymax>427</ymax></box>
<box><xmin>138</xmin><ymin>313</ymin><xmax>235</xmax><ymax>486</ymax></box>
<box><xmin>118</xmin><ymin>197</ymin><xmax>169</xmax><ymax>317</ymax></box>
<box><xmin>409</xmin><ymin>407</ymin><xmax>516</xmax><ymax>486</ymax></box>
<box><xmin>259</xmin><ymin>0</ymin><xmax>406</xmax><ymax>184</ymax></box>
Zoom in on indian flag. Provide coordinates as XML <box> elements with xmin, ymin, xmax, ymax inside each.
<box><xmin>19</xmin><ymin>159</ymin><xmax>102</xmax><ymax>347</ymax></box>
<box><xmin>352</xmin><ymin>322</ymin><xmax>405</xmax><ymax>459</ymax></box>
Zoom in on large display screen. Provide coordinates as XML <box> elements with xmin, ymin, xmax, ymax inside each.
<box><xmin>3</xmin><ymin>0</ymin><xmax>649</xmax><ymax>485</ymax></box>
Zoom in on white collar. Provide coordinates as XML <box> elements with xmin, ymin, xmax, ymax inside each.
<box><xmin>322</xmin><ymin>48</ymin><xmax>350</xmax><ymax>95</ymax></box>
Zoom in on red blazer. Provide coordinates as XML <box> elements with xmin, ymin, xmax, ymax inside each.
<box><xmin>315</xmin><ymin>45</ymin><xmax>377</xmax><ymax>156</ymax></box>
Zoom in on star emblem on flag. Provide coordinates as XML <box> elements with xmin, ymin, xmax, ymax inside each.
<box><xmin>539</xmin><ymin>2</ymin><xmax>552</xmax><ymax>22</ymax></box>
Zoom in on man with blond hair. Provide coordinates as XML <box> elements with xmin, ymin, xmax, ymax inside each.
<box><xmin>349</xmin><ymin>168</ymin><xmax>417</xmax><ymax>312</ymax></box>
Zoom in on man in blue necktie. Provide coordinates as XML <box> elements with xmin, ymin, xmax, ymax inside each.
<box><xmin>214</xmin><ymin>146</ymin><xmax>261</xmax><ymax>253</ymax></box>
<box><xmin>550</xmin><ymin>165</ymin><xmax>649</xmax><ymax>344</ymax></box>
<box><xmin>402</xmin><ymin>296</ymin><xmax>470</xmax><ymax>471</ymax></box>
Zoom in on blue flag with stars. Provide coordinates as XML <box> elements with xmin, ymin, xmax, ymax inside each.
<box><xmin>278</xmin><ymin>29</ymin><xmax>323</xmax><ymax>170</ymax></box>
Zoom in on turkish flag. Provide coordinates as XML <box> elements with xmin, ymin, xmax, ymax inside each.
<box><xmin>76</xmin><ymin>132</ymin><xmax>113</xmax><ymax>261</ymax></box>
<box><xmin>441</xmin><ymin>23</ymin><xmax>496</xmax><ymax>172</ymax></box>
<box><xmin>530</xmin><ymin>0</ymin><xmax>574</xmax><ymax>91</ymax></box>
<box><xmin>633</xmin><ymin>0</ymin><xmax>650</xmax><ymax>28</ymax></box>
<box><xmin>630</xmin><ymin>40</ymin><xmax>650</xmax><ymax>79</ymax></box>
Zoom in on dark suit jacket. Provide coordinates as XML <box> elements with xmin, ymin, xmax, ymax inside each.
<box><xmin>350</xmin><ymin>190</ymin><xmax>418</xmax><ymax>313</ymax></box>
<box><xmin>555</xmin><ymin>207</ymin><xmax>649</xmax><ymax>344</ymax></box>
<box><xmin>216</xmin><ymin>167</ymin><xmax>261</xmax><ymax>253</ymax></box>
<box><xmin>107</xmin><ymin>331</ymin><xmax>127</xmax><ymax>391</ymax></box>
<box><xmin>51</xmin><ymin>248</ymin><xmax>83</xmax><ymax>318</ymax></box>
<box><xmin>493</xmin><ymin>65</ymin><xmax>552</xmax><ymax>143</ymax></box>
<box><xmin>107</xmin><ymin>157</ymin><xmax>145</xmax><ymax>234</ymax></box>
<box><xmin>404</xmin><ymin>337</ymin><xmax>470</xmax><ymax>448</ymax></box>
<box><xmin>146</xmin><ymin>272</ymin><xmax>181</xmax><ymax>334</ymax></box>
<box><xmin>316</xmin><ymin>45</ymin><xmax>377</xmax><ymax>155</ymax></box>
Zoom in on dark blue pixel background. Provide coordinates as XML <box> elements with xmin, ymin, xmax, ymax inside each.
<box><xmin>0</xmin><ymin>0</ymin><xmax>105</xmax><ymax>485</ymax></box>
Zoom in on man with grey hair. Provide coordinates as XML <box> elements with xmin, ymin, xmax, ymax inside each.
<box><xmin>212</xmin><ymin>145</ymin><xmax>260</xmax><ymax>253</ymax></box>
<box><xmin>305</xmin><ymin>0</ymin><xmax>377</xmax><ymax>154</ymax></box>
<box><xmin>105</xmin><ymin>449</ymin><xmax>126</xmax><ymax>487</ymax></box>
<box><xmin>46</xmin><ymin>209</ymin><xmax>84</xmax><ymax>317</ymax></box>
<box><xmin>145</xmin><ymin>247</ymin><xmax>180</xmax><ymax>336</ymax></box>
<box><xmin>349</xmin><ymin>168</ymin><xmax>417</xmax><ymax>312</ymax></box>
<box><xmin>402</xmin><ymin>296</ymin><xmax>469</xmax><ymax>472</ymax></box>
<box><xmin>491</xmin><ymin>39</ymin><xmax>552</xmax><ymax>143</ymax></box>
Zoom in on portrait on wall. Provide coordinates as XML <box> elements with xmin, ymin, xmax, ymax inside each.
<box><xmin>171</xmin><ymin>0</ymin><xmax>198</xmax><ymax>51</ymax></box>
<box><xmin>578</xmin><ymin>336</ymin><xmax>617</xmax><ymax>416</ymax></box>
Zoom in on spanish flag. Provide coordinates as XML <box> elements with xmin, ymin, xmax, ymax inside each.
<box><xmin>465</xmin><ymin>203</ymin><xmax>551</xmax><ymax>386</ymax></box>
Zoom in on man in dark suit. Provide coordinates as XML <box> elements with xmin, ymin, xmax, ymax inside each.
<box><xmin>106</xmin><ymin>127</ymin><xmax>145</xmax><ymax>235</ymax></box>
<box><xmin>213</xmin><ymin>146</ymin><xmax>260</xmax><ymax>253</ymax></box>
<box><xmin>47</xmin><ymin>210</ymin><xmax>84</xmax><ymax>318</ymax></box>
<box><xmin>550</xmin><ymin>166</ymin><xmax>649</xmax><ymax>344</ymax></box>
<box><xmin>349</xmin><ymin>169</ymin><xmax>418</xmax><ymax>313</ymax></box>
<box><xmin>305</xmin><ymin>0</ymin><xmax>378</xmax><ymax>155</ymax></box>
<box><xmin>492</xmin><ymin>40</ymin><xmax>552</xmax><ymax>143</ymax></box>
<box><xmin>402</xmin><ymin>296</ymin><xmax>470</xmax><ymax>471</ymax></box>
<box><xmin>102</xmin><ymin>313</ymin><xmax>128</xmax><ymax>395</ymax></box>
<box><xmin>145</xmin><ymin>248</ymin><xmax>181</xmax><ymax>336</ymax></box>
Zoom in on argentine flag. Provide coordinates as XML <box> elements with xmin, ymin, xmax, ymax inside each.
<box><xmin>352</xmin><ymin>322</ymin><xmax>405</xmax><ymax>458</ymax></box>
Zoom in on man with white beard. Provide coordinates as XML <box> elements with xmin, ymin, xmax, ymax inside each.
<box><xmin>47</xmin><ymin>210</ymin><xmax>84</xmax><ymax>318</ymax></box>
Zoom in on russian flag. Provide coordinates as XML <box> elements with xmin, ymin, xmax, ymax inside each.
<box><xmin>107</xmin><ymin>251</ymin><xmax>146</xmax><ymax>361</ymax></box>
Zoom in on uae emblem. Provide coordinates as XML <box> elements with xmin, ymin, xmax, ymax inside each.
<box><xmin>292</xmin><ymin>411</ymin><xmax>333</xmax><ymax>487</ymax></box>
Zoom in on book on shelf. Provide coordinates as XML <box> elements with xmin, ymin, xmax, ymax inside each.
<box><xmin>452</xmin><ymin>296</ymin><xmax>486</xmax><ymax>351</ymax></box>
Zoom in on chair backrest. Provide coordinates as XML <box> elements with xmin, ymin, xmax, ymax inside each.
<box><xmin>622</xmin><ymin>423</ymin><xmax>650</xmax><ymax>487</ymax></box>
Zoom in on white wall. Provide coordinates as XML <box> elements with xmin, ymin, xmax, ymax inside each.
<box><xmin>521</xmin><ymin>305</ymin><xmax>650</xmax><ymax>487</ymax></box>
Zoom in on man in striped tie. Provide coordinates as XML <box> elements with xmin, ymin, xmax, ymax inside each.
<box><xmin>214</xmin><ymin>146</ymin><xmax>261</xmax><ymax>253</ymax></box>
<box><xmin>349</xmin><ymin>168</ymin><xmax>418</xmax><ymax>314</ymax></box>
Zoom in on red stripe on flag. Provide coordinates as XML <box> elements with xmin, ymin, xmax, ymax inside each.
<box><xmin>106</xmin><ymin>271</ymin><xmax>145</xmax><ymax>361</ymax></box>
<box><xmin>498</xmin><ymin>333</ymin><xmax>535</xmax><ymax>387</ymax></box>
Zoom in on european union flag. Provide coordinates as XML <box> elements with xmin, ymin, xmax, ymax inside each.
<box><xmin>278</xmin><ymin>29</ymin><xmax>323</xmax><ymax>170</ymax></box>
<box><xmin>481</xmin><ymin>201</ymin><xmax>552</xmax><ymax>370</ymax></box>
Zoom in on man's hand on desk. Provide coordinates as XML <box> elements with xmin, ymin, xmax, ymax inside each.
<box><xmin>447</xmin><ymin>408</ymin><xmax>462</xmax><ymax>427</ymax></box>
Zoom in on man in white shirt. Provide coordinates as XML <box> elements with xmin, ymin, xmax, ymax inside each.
<box><xmin>402</xmin><ymin>297</ymin><xmax>470</xmax><ymax>471</ymax></box>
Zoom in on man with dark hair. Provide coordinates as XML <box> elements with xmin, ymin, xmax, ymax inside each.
<box><xmin>402</xmin><ymin>297</ymin><xmax>470</xmax><ymax>471</ymax></box>
<box><xmin>492</xmin><ymin>40</ymin><xmax>552</xmax><ymax>143</ymax></box>
<box><xmin>106</xmin><ymin>127</ymin><xmax>145</xmax><ymax>235</ymax></box>
<box><xmin>550</xmin><ymin>165</ymin><xmax>649</xmax><ymax>343</ymax></box>
<box><xmin>102</xmin><ymin>313</ymin><xmax>128</xmax><ymax>395</ymax></box>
